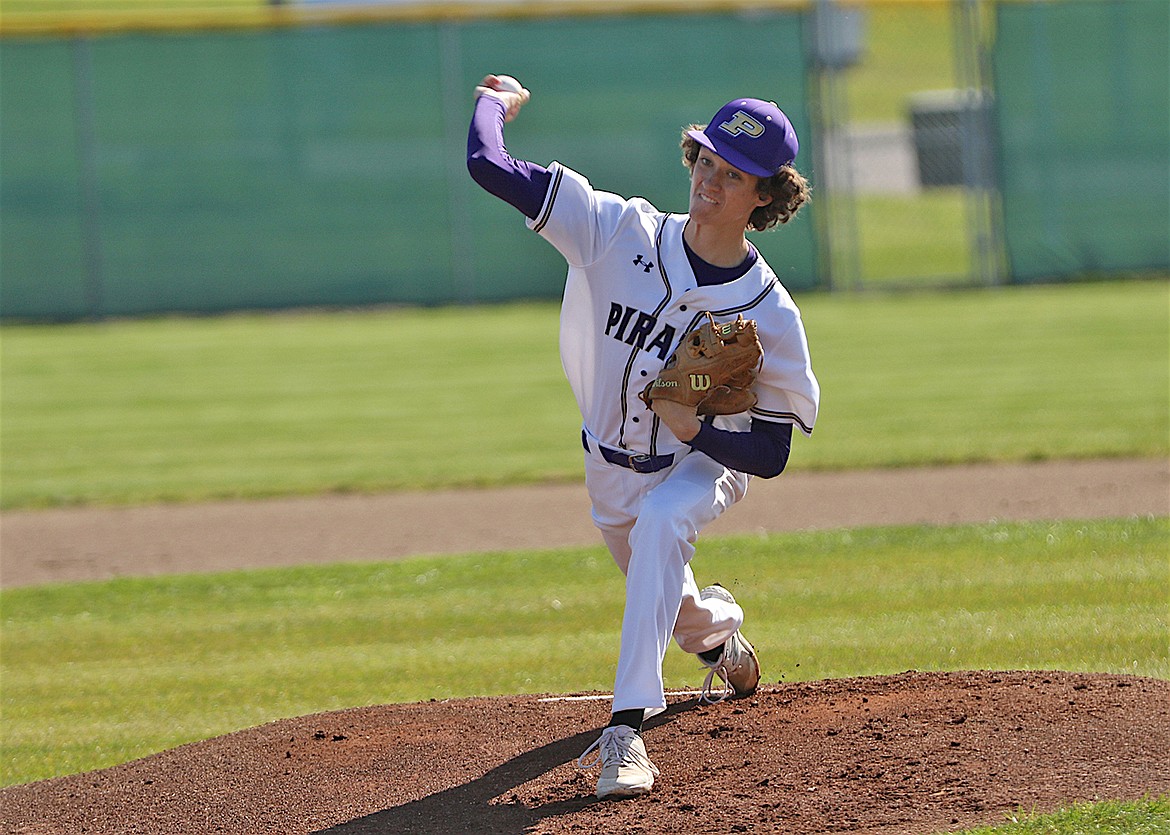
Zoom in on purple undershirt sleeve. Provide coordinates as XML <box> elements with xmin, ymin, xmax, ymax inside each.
<box><xmin>687</xmin><ymin>419</ymin><xmax>793</xmax><ymax>479</ymax></box>
<box><xmin>466</xmin><ymin>95</ymin><xmax>552</xmax><ymax>220</ymax></box>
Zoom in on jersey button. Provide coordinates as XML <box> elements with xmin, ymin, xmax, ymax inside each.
<box><xmin>680</xmin><ymin>305</ymin><xmax>688</xmax><ymax>311</ymax></box>
<box><xmin>632</xmin><ymin>417</ymin><xmax>640</xmax><ymax>423</ymax></box>
<box><xmin>640</xmin><ymin>370</ymin><xmax>648</xmax><ymax>376</ymax></box>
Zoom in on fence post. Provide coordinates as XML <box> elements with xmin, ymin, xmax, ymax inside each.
<box><xmin>952</xmin><ymin>0</ymin><xmax>1006</xmax><ymax>286</ymax></box>
<box><xmin>809</xmin><ymin>0</ymin><xmax>863</xmax><ymax>291</ymax></box>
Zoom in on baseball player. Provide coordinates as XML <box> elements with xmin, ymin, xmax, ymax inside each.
<box><xmin>468</xmin><ymin>75</ymin><xmax>819</xmax><ymax>800</ymax></box>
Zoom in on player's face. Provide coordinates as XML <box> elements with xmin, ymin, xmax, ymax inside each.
<box><xmin>688</xmin><ymin>149</ymin><xmax>772</xmax><ymax>229</ymax></box>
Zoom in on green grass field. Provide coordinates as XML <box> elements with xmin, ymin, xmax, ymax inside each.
<box><xmin>845</xmin><ymin>1</ymin><xmax>957</xmax><ymax>124</ymax></box>
<box><xmin>956</xmin><ymin>799</ymin><xmax>1170</xmax><ymax>835</ymax></box>
<box><xmin>2</xmin><ymin>280</ymin><xmax>1167</xmax><ymax>509</ymax></box>
<box><xmin>2</xmin><ymin>516</ymin><xmax>1166</xmax><ymax>788</ymax></box>
<box><xmin>2</xmin><ymin>6</ymin><xmax>1166</xmax><ymax>831</ymax></box>
<box><xmin>1</xmin><ymin>285</ymin><xmax>1166</xmax><ymax>829</ymax></box>
<box><xmin>856</xmin><ymin>189</ymin><xmax>971</xmax><ymax>283</ymax></box>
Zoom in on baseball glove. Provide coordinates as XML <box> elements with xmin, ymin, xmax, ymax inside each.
<box><xmin>638</xmin><ymin>313</ymin><xmax>763</xmax><ymax>416</ymax></box>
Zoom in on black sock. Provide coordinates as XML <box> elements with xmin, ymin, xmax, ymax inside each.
<box><xmin>607</xmin><ymin>709</ymin><xmax>644</xmax><ymax>733</ymax></box>
<box><xmin>699</xmin><ymin>643</ymin><xmax>726</xmax><ymax>664</ymax></box>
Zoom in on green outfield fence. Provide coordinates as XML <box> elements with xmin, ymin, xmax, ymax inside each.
<box><xmin>0</xmin><ymin>2</ymin><xmax>817</xmax><ymax>320</ymax></box>
<box><xmin>0</xmin><ymin>0</ymin><xmax>1167</xmax><ymax>320</ymax></box>
<box><xmin>992</xmin><ymin>0</ymin><xmax>1169</xmax><ymax>283</ymax></box>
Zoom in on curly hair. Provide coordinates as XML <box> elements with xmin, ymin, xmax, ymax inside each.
<box><xmin>680</xmin><ymin>127</ymin><xmax>810</xmax><ymax>232</ymax></box>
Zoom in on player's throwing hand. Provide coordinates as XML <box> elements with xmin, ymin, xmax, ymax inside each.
<box><xmin>474</xmin><ymin>74</ymin><xmax>529</xmax><ymax>122</ymax></box>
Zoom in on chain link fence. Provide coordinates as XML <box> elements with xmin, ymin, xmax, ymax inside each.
<box><xmin>817</xmin><ymin>0</ymin><xmax>1166</xmax><ymax>290</ymax></box>
<box><xmin>811</xmin><ymin>0</ymin><xmax>998</xmax><ymax>290</ymax></box>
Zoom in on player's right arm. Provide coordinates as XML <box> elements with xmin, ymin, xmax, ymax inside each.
<box><xmin>468</xmin><ymin>75</ymin><xmax>644</xmax><ymax>268</ymax></box>
<box><xmin>467</xmin><ymin>81</ymin><xmax>551</xmax><ymax>220</ymax></box>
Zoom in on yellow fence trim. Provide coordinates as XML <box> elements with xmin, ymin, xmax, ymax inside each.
<box><xmin>0</xmin><ymin>0</ymin><xmax>816</xmax><ymax>37</ymax></box>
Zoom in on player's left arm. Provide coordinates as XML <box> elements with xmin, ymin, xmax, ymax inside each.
<box><xmin>650</xmin><ymin>399</ymin><xmax>792</xmax><ymax>478</ymax></box>
<box><xmin>650</xmin><ymin>307</ymin><xmax>814</xmax><ymax>476</ymax></box>
<box><xmin>689</xmin><ymin>418</ymin><xmax>793</xmax><ymax>478</ymax></box>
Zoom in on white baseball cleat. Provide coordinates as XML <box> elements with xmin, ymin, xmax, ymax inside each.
<box><xmin>699</xmin><ymin>584</ymin><xmax>761</xmax><ymax>703</ymax></box>
<box><xmin>576</xmin><ymin>725</ymin><xmax>660</xmax><ymax>799</ymax></box>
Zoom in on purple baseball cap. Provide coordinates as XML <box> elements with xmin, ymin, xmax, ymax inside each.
<box><xmin>687</xmin><ymin>98</ymin><xmax>799</xmax><ymax>178</ymax></box>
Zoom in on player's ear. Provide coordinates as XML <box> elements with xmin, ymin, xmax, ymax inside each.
<box><xmin>754</xmin><ymin>179</ymin><xmax>774</xmax><ymax>207</ymax></box>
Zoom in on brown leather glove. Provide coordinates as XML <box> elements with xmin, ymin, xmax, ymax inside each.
<box><xmin>639</xmin><ymin>313</ymin><xmax>763</xmax><ymax>416</ymax></box>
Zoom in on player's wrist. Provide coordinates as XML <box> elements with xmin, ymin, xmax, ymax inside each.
<box><xmin>650</xmin><ymin>399</ymin><xmax>702</xmax><ymax>442</ymax></box>
<box><xmin>475</xmin><ymin>90</ymin><xmax>510</xmax><ymax>111</ymax></box>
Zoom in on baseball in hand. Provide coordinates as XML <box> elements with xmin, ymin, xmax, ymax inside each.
<box><xmin>494</xmin><ymin>75</ymin><xmax>524</xmax><ymax>94</ymax></box>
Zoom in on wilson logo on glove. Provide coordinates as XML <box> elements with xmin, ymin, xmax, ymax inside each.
<box><xmin>639</xmin><ymin>313</ymin><xmax>763</xmax><ymax>416</ymax></box>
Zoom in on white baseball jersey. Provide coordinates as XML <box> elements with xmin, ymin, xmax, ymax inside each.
<box><xmin>528</xmin><ymin>162</ymin><xmax>820</xmax><ymax>457</ymax></box>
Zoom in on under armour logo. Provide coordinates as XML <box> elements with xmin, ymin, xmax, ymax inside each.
<box><xmin>719</xmin><ymin>110</ymin><xmax>766</xmax><ymax>139</ymax></box>
<box><xmin>633</xmin><ymin>254</ymin><xmax>654</xmax><ymax>273</ymax></box>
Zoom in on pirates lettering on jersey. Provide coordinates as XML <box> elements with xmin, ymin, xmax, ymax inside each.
<box><xmin>604</xmin><ymin>302</ymin><xmax>677</xmax><ymax>360</ymax></box>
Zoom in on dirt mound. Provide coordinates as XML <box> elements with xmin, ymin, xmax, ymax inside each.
<box><xmin>4</xmin><ymin>670</ymin><xmax>1167</xmax><ymax>835</ymax></box>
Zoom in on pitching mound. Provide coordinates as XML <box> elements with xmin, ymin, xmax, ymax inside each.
<box><xmin>4</xmin><ymin>670</ymin><xmax>1167</xmax><ymax>835</ymax></box>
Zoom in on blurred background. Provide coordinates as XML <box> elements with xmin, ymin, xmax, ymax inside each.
<box><xmin>1</xmin><ymin>0</ymin><xmax>1167</xmax><ymax>320</ymax></box>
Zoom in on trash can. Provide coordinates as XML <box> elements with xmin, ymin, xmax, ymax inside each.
<box><xmin>909</xmin><ymin>89</ymin><xmax>991</xmax><ymax>187</ymax></box>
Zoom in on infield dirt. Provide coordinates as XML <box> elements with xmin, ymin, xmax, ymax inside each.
<box><xmin>4</xmin><ymin>671</ymin><xmax>1167</xmax><ymax>834</ymax></box>
<box><xmin>2</xmin><ymin>458</ymin><xmax>1168</xmax><ymax>834</ymax></box>
<box><xmin>3</xmin><ymin>457</ymin><xmax>1166</xmax><ymax>587</ymax></box>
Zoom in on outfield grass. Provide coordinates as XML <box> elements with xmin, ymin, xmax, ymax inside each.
<box><xmin>855</xmin><ymin>189</ymin><xmax>971</xmax><ymax>283</ymax></box>
<box><xmin>2</xmin><ymin>516</ymin><xmax>1165</xmax><ymax>787</ymax></box>
<box><xmin>845</xmin><ymin>1</ymin><xmax>957</xmax><ymax>124</ymax></box>
<box><xmin>957</xmin><ymin>798</ymin><xmax>1170</xmax><ymax>835</ymax></box>
<box><xmin>2</xmin><ymin>280</ymin><xmax>1166</xmax><ymax>508</ymax></box>
<box><xmin>1</xmin><ymin>8</ymin><xmax>1163</xmax><ymax>831</ymax></box>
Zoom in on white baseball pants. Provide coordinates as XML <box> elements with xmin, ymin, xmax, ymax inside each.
<box><xmin>584</xmin><ymin>444</ymin><xmax>750</xmax><ymax>713</ymax></box>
